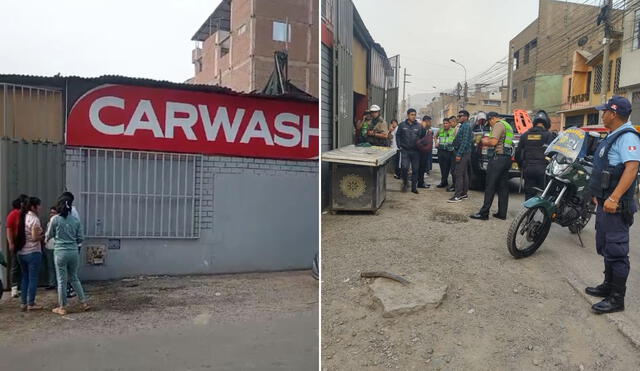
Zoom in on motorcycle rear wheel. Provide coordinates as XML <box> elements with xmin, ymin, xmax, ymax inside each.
<box><xmin>507</xmin><ymin>206</ymin><xmax>552</xmax><ymax>258</ymax></box>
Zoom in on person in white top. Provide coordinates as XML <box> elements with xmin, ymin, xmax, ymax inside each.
<box><xmin>44</xmin><ymin>206</ymin><xmax>59</xmax><ymax>289</ymax></box>
<box><xmin>16</xmin><ymin>197</ymin><xmax>44</xmax><ymax>311</ymax></box>
<box><xmin>389</xmin><ymin>119</ymin><xmax>401</xmax><ymax>179</ymax></box>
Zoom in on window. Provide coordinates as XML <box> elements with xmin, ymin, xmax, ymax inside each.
<box><xmin>530</xmin><ymin>38</ymin><xmax>537</xmax><ymax>49</ymax></box>
<box><xmin>523</xmin><ymin>83</ymin><xmax>528</xmax><ymax>99</ymax></box>
<box><xmin>566</xmin><ymin>115</ymin><xmax>584</xmax><ymax>128</ymax></box>
<box><xmin>512</xmin><ymin>88</ymin><xmax>518</xmax><ymax>102</ymax></box>
<box><xmin>631</xmin><ymin>91</ymin><xmax>640</xmax><ymax>125</ymax></box>
<box><xmin>483</xmin><ymin>100</ymin><xmax>501</xmax><ymax>106</ymax></box>
<box><xmin>594</xmin><ymin>64</ymin><xmax>603</xmax><ymax>94</ymax></box>
<box><xmin>513</xmin><ymin>51</ymin><xmax>520</xmax><ymax>70</ymax></box>
<box><xmin>273</xmin><ymin>21</ymin><xmax>292</xmax><ymax>42</ymax></box>
<box><xmin>607</xmin><ymin>60</ymin><xmax>613</xmax><ymax>92</ymax></box>
<box><xmin>614</xmin><ymin>57</ymin><xmax>622</xmax><ymax>94</ymax></box>
<box><xmin>634</xmin><ymin>9</ymin><xmax>640</xmax><ymax>51</ymax></box>
<box><xmin>80</xmin><ymin>149</ymin><xmax>202</xmax><ymax>239</ymax></box>
<box><xmin>524</xmin><ymin>44</ymin><xmax>530</xmax><ymax>65</ymax></box>
<box><xmin>587</xmin><ymin>113</ymin><xmax>599</xmax><ymax>125</ymax></box>
<box><xmin>219</xmin><ymin>34</ymin><xmax>230</xmax><ymax>57</ymax></box>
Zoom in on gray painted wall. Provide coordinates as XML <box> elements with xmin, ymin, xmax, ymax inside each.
<box><xmin>65</xmin><ymin>148</ymin><xmax>318</xmax><ymax>280</ymax></box>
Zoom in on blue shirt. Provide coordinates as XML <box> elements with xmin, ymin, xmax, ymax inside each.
<box><xmin>454</xmin><ymin>121</ymin><xmax>474</xmax><ymax>157</ymax></box>
<box><xmin>608</xmin><ymin>122</ymin><xmax>640</xmax><ymax>166</ymax></box>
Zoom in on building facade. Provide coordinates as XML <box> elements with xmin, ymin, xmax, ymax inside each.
<box><xmin>1</xmin><ymin>74</ymin><xmax>319</xmax><ymax>281</ymax></box>
<box><xmin>619</xmin><ymin>0</ymin><xmax>640</xmax><ymax>124</ymax></box>
<box><xmin>507</xmin><ymin>0</ymin><xmax>622</xmax><ymax>131</ymax></box>
<box><xmin>191</xmin><ymin>0</ymin><xmax>319</xmax><ymax>97</ymax></box>
<box><xmin>320</xmin><ymin>0</ymin><xmax>398</xmax><ymax>208</ymax></box>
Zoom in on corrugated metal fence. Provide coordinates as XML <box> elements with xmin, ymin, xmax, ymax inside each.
<box><xmin>0</xmin><ymin>139</ymin><xmax>66</xmax><ymax>284</ymax></box>
<box><xmin>335</xmin><ymin>0</ymin><xmax>354</xmax><ymax>148</ymax></box>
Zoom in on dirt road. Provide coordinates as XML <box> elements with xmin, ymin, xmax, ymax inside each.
<box><xmin>322</xmin><ymin>170</ymin><xmax>640</xmax><ymax>370</ymax></box>
<box><xmin>0</xmin><ymin>271</ymin><xmax>318</xmax><ymax>371</ymax></box>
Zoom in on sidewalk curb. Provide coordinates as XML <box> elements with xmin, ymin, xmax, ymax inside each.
<box><xmin>566</xmin><ymin>276</ymin><xmax>640</xmax><ymax>350</ymax></box>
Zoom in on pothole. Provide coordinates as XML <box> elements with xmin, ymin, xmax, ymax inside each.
<box><xmin>430</xmin><ymin>210</ymin><xmax>469</xmax><ymax>224</ymax></box>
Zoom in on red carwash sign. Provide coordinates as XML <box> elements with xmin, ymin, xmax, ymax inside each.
<box><xmin>67</xmin><ymin>84</ymin><xmax>319</xmax><ymax>160</ymax></box>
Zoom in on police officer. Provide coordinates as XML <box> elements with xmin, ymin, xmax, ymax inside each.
<box><xmin>396</xmin><ymin>109</ymin><xmax>426</xmax><ymax>193</ymax></box>
<box><xmin>515</xmin><ymin>110</ymin><xmax>555</xmax><ymax>200</ymax></box>
<box><xmin>470</xmin><ymin>112</ymin><xmax>515</xmax><ymax>220</ymax></box>
<box><xmin>365</xmin><ymin>105</ymin><xmax>389</xmax><ymax>146</ymax></box>
<box><xmin>586</xmin><ymin>96</ymin><xmax>640</xmax><ymax>314</ymax></box>
<box><xmin>436</xmin><ymin>118</ymin><xmax>456</xmax><ymax>188</ymax></box>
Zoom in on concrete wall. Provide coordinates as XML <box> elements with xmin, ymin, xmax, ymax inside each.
<box><xmin>65</xmin><ymin>149</ymin><xmax>319</xmax><ymax>280</ymax></box>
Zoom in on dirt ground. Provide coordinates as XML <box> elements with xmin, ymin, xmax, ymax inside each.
<box><xmin>0</xmin><ymin>270</ymin><xmax>318</xmax><ymax>370</ymax></box>
<box><xmin>321</xmin><ymin>170</ymin><xmax>640</xmax><ymax>370</ymax></box>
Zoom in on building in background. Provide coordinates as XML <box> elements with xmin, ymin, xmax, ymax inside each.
<box><xmin>190</xmin><ymin>0</ymin><xmax>318</xmax><ymax>97</ymax></box>
<box><xmin>427</xmin><ymin>86</ymin><xmax>507</xmax><ymax>126</ymax></box>
<box><xmin>507</xmin><ymin>0</ymin><xmax>627</xmax><ymax>131</ymax></box>
<box><xmin>619</xmin><ymin>0</ymin><xmax>640</xmax><ymax>124</ymax></box>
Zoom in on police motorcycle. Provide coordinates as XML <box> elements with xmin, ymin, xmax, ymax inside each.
<box><xmin>507</xmin><ymin>127</ymin><xmax>601</xmax><ymax>258</ymax></box>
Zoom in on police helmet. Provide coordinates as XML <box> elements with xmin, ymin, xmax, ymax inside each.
<box><xmin>532</xmin><ymin>110</ymin><xmax>550</xmax><ymax>129</ymax></box>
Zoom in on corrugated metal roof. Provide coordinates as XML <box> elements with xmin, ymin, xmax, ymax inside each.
<box><xmin>0</xmin><ymin>74</ymin><xmax>317</xmax><ymax>103</ymax></box>
<box><xmin>191</xmin><ymin>0</ymin><xmax>231</xmax><ymax>42</ymax></box>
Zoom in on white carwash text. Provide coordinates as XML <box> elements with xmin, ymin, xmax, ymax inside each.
<box><xmin>88</xmin><ymin>96</ymin><xmax>318</xmax><ymax>148</ymax></box>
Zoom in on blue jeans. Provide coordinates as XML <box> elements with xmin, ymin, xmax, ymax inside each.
<box><xmin>54</xmin><ymin>249</ymin><xmax>86</xmax><ymax>307</ymax></box>
<box><xmin>18</xmin><ymin>251</ymin><xmax>43</xmax><ymax>305</ymax></box>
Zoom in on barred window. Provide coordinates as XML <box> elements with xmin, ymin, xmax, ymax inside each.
<box><xmin>593</xmin><ymin>64</ymin><xmax>603</xmax><ymax>94</ymax></box>
<box><xmin>634</xmin><ymin>9</ymin><xmax>640</xmax><ymax>51</ymax></box>
<box><xmin>79</xmin><ymin>149</ymin><xmax>202</xmax><ymax>239</ymax></box>
<box><xmin>607</xmin><ymin>60</ymin><xmax>613</xmax><ymax>93</ymax></box>
<box><xmin>614</xmin><ymin>57</ymin><xmax>623</xmax><ymax>94</ymax></box>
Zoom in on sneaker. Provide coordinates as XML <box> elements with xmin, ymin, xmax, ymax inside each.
<box><xmin>11</xmin><ymin>286</ymin><xmax>19</xmax><ymax>298</ymax></box>
<box><xmin>460</xmin><ymin>194</ymin><xmax>469</xmax><ymax>200</ymax></box>
<box><xmin>447</xmin><ymin>186</ymin><xmax>455</xmax><ymax>192</ymax></box>
<box><xmin>436</xmin><ymin>183</ymin><xmax>448</xmax><ymax>188</ymax></box>
<box><xmin>447</xmin><ymin>196</ymin><xmax>463</xmax><ymax>203</ymax></box>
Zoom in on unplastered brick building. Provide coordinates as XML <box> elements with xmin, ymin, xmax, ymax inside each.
<box><xmin>190</xmin><ymin>0</ymin><xmax>319</xmax><ymax>97</ymax></box>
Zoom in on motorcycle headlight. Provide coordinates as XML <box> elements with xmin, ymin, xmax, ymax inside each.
<box><xmin>548</xmin><ymin>160</ymin><xmax>570</xmax><ymax>177</ymax></box>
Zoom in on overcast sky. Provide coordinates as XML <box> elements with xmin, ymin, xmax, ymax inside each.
<box><xmin>0</xmin><ymin>0</ymin><xmax>218</xmax><ymax>82</ymax></box>
<box><xmin>352</xmin><ymin>0</ymin><xmax>539</xmax><ymax>100</ymax></box>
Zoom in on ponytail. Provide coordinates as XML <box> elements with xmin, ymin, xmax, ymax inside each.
<box><xmin>57</xmin><ymin>198</ymin><xmax>72</xmax><ymax>218</ymax></box>
<box><xmin>15</xmin><ymin>197</ymin><xmax>40</xmax><ymax>250</ymax></box>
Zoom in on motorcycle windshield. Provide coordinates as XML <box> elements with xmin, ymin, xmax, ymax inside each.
<box><xmin>545</xmin><ymin>126</ymin><xmax>586</xmax><ymax>161</ymax></box>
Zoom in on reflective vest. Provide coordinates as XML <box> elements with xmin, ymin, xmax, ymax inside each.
<box><xmin>588</xmin><ymin>128</ymin><xmax>640</xmax><ymax>211</ymax></box>
<box><xmin>490</xmin><ymin>120</ymin><xmax>514</xmax><ymax>155</ymax></box>
<box><xmin>438</xmin><ymin>128</ymin><xmax>455</xmax><ymax>150</ymax></box>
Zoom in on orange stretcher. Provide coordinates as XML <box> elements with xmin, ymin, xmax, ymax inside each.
<box><xmin>513</xmin><ymin>109</ymin><xmax>532</xmax><ymax>134</ymax></box>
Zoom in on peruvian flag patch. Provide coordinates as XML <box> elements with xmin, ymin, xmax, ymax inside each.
<box><xmin>629</xmin><ymin>146</ymin><xmax>637</xmax><ymax>151</ymax></box>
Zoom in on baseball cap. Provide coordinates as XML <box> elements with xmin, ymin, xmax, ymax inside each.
<box><xmin>595</xmin><ymin>96</ymin><xmax>632</xmax><ymax>117</ymax></box>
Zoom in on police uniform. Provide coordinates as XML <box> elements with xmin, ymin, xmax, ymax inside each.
<box><xmin>515</xmin><ymin>118</ymin><xmax>554</xmax><ymax>200</ymax></box>
<box><xmin>587</xmin><ymin>105</ymin><xmax>640</xmax><ymax>313</ymax></box>
<box><xmin>437</xmin><ymin>127</ymin><xmax>456</xmax><ymax>187</ymax></box>
<box><xmin>472</xmin><ymin>115</ymin><xmax>514</xmax><ymax>219</ymax></box>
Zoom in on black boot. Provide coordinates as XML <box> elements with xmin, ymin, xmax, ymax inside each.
<box><xmin>411</xmin><ymin>181</ymin><xmax>419</xmax><ymax>194</ymax></box>
<box><xmin>592</xmin><ymin>274</ymin><xmax>626</xmax><ymax>314</ymax></box>
<box><xmin>586</xmin><ymin>264</ymin><xmax>612</xmax><ymax>297</ymax></box>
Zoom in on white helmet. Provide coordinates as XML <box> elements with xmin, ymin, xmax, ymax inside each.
<box><xmin>369</xmin><ymin>104</ymin><xmax>381</xmax><ymax>112</ymax></box>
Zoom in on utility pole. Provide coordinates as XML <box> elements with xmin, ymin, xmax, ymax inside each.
<box><xmin>402</xmin><ymin>68</ymin><xmax>411</xmax><ymax>114</ymax></box>
<box><xmin>600</xmin><ymin>0</ymin><xmax>613</xmax><ymax>105</ymax></box>
<box><xmin>507</xmin><ymin>45</ymin><xmax>514</xmax><ymax>113</ymax></box>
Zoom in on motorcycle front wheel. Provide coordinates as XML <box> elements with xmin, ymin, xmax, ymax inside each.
<box><xmin>507</xmin><ymin>206</ymin><xmax>552</xmax><ymax>258</ymax></box>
